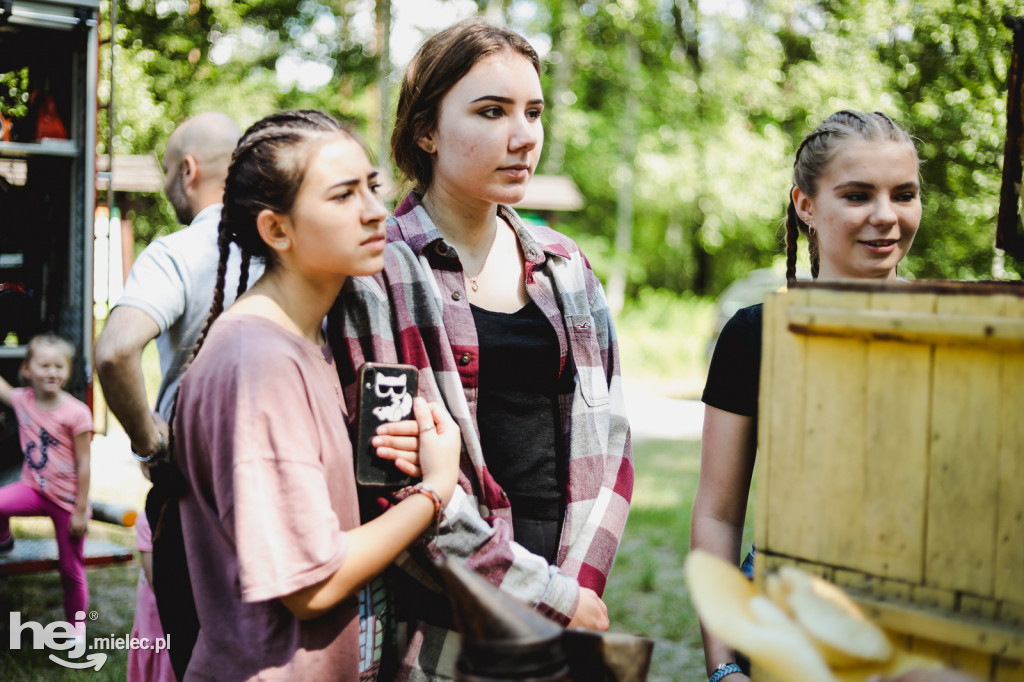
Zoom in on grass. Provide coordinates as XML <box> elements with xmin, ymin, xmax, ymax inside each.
<box><xmin>603</xmin><ymin>437</ymin><xmax>756</xmax><ymax>682</ymax></box>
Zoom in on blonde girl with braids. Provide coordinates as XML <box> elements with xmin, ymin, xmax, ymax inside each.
<box><xmin>164</xmin><ymin>110</ymin><xmax>460</xmax><ymax>681</ymax></box>
<box><xmin>691</xmin><ymin>110</ymin><xmax>921</xmax><ymax>681</ymax></box>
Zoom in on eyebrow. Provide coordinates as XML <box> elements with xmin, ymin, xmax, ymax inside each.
<box><xmin>470</xmin><ymin>95</ymin><xmax>545</xmax><ymax>106</ymax></box>
<box><xmin>327</xmin><ymin>170</ymin><xmax>379</xmax><ymax>191</ymax></box>
<box><xmin>833</xmin><ymin>180</ymin><xmax>919</xmax><ymax>191</ymax></box>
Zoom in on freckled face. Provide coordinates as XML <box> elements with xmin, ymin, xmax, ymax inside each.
<box><xmin>422</xmin><ymin>49</ymin><xmax>544</xmax><ymax>209</ymax></box>
<box><xmin>795</xmin><ymin>140</ymin><xmax>921</xmax><ymax>280</ymax></box>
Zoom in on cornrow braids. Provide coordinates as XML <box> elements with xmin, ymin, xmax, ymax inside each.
<box><xmin>786</xmin><ymin>110</ymin><xmax>918</xmax><ymax>280</ymax></box>
<box><xmin>166</xmin><ymin>110</ymin><xmax>357</xmax><ymax>497</ymax></box>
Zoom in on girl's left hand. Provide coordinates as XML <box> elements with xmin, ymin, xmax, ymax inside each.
<box><xmin>69</xmin><ymin>510</ymin><xmax>88</xmax><ymax>540</ymax></box>
<box><xmin>373</xmin><ymin>420</ymin><xmax>421</xmax><ymax>477</ymax></box>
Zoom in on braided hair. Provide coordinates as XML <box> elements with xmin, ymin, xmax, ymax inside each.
<box><xmin>785</xmin><ymin>110</ymin><xmax>918</xmax><ymax>280</ymax></box>
<box><xmin>166</xmin><ymin>110</ymin><xmax>354</xmax><ymax>481</ymax></box>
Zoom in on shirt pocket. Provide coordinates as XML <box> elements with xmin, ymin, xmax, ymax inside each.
<box><xmin>566</xmin><ymin>314</ymin><xmax>610</xmax><ymax>408</ymax></box>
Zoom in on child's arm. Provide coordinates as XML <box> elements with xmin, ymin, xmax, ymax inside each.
<box><xmin>0</xmin><ymin>373</ymin><xmax>14</xmax><ymax>407</ymax></box>
<box><xmin>69</xmin><ymin>431</ymin><xmax>92</xmax><ymax>540</ymax></box>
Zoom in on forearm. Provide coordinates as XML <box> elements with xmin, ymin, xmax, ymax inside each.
<box><xmin>691</xmin><ymin>511</ymin><xmax>746</xmax><ymax>674</ymax></box>
<box><xmin>430</xmin><ymin>486</ymin><xmax>580</xmax><ymax>623</ymax></box>
<box><xmin>95</xmin><ymin>307</ymin><xmax>164</xmax><ymax>452</ymax></box>
<box><xmin>282</xmin><ymin>491</ymin><xmax>437</xmax><ymax>620</ymax></box>
<box><xmin>96</xmin><ymin>356</ymin><xmax>162</xmax><ymax>449</ymax></box>
<box><xmin>74</xmin><ymin>452</ymin><xmax>91</xmax><ymax>515</ymax></box>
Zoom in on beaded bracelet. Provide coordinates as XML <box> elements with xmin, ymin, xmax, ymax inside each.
<box><xmin>709</xmin><ymin>662</ymin><xmax>743</xmax><ymax>682</ymax></box>
<box><xmin>393</xmin><ymin>482</ymin><xmax>445</xmax><ymax>536</ymax></box>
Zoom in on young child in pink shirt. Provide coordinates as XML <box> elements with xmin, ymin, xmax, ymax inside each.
<box><xmin>0</xmin><ymin>332</ymin><xmax>94</xmax><ymax>637</ymax></box>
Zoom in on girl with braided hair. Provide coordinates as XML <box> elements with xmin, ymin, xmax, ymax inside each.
<box><xmin>691</xmin><ymin>110</ymin><xmax>921</xmax><ymax>681</ymax></box>
<box><xmin>164</xmin><ymin>110</ymin><xmax>461</xmax><ymax>681</ymax></box>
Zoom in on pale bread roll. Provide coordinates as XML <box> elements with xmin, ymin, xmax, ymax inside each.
<box><xmin>766</xmin><ymin>566</ymin><xmax>893</xmax><ymax>667</ymax></box>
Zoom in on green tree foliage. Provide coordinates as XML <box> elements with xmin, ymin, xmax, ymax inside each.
<box><xmin>105</xmin><ymin>0</ymin><xmax>1023</xmax><ymax>286</ymax></box>
<box><xmin>524</xmin><ymin>0</ymin><xmax>1022</xmax><ymax>295</ymax></box>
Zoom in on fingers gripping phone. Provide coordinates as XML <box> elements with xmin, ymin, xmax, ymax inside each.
<box><xmin>355</xmin><ymin>363</ymin><xmax>418</xmax><ymax>488</ymax></box>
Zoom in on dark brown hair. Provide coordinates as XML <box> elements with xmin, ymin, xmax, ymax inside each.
<box><xmin>167</xmin><ymin>111</ymin><xmax>355</xmax><ymax>471</ymax></box>
<box><xmin>786</xmin><ymin>110</ymin><xmax>918</xmax><ymax>280</ymax></box>
<box><xmin>195</xmin><ymin>109</ymin><xmax>354</xmax><ymax>356</ymax></box>
<box><xmin>391</xmin><ymin>17</ymin><xmax>540</xmax><ymax>193</ymax></box>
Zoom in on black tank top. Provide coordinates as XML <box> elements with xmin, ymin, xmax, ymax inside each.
<box><xmin>471</xmin><ymin>301</ymin><xmax>570</xmax><ymax>561</ymax></box>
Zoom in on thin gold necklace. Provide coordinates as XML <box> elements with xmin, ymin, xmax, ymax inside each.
<box><xmin>465</xmin><ymin>223</ymin><xmax>499</xmax><ymax>292</ymax></box>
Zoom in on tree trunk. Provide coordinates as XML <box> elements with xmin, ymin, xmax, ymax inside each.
<box><xmin>541</xmin><ymin>0</ymin><xmax>577</xmax><ymax>175</ymax></box>
<box><xmin>606</xmin><ymin>32</ymin><xmax>639</xmax><ymax>315</ymax></box>
<box><xmin>375</xmin><ymin>0</ymin><xmax>392</xmax><ymax>180</ymax></box>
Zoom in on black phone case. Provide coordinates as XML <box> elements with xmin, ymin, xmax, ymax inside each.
<box><xmin>355</xmin><ymin>363</ymin><xmax>419</xmax><ymax>488</ymax></box>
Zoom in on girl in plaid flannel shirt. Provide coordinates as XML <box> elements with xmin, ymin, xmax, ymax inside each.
<box><xmin>330</xmin><ymin>18</ymin><xmax>634</xmax><ymax>681</ymax></box>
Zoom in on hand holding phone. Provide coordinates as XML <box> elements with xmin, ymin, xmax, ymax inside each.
<box><xmin>355</xmin><ymin>363</ymin><xmax>418</xmax><ymax>488</ymax></box>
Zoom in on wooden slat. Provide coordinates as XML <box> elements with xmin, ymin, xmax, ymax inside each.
<box><xmin>853</xmin><ymin>592</ymin><xmax>1024</xmax><ymax>658</ymax></box>
<box><xmin>997</xmin><ymin>294</ymin><xmax>1024</xmax><ymax>608</ymax></box>
<box><xmin>859</xmin><ymin>291</ymin><xmax>933</xmax><ymax>582</ymax></box>
<box><xmin>787</xmin><ymin>306</ymin><xmax>1024</xmax><ymax>347</ymax></box>
<box><xmin>758</xmin><ymin>288</ymin><xmax>809</xmax><ymax>561</ymax></box>
<box><xmin>0</xmin><ymin>538</ymin><xmax>133</xmax><ymax>576</ymax></box>
<box><xmin>995</xmin><ymin>656</ymin><xmax>1024</xmax><ymax>681</ymax></box>
<box><xmin>801</xmin><ymin>289</ymin><xmax>870</xmax><ymax>568</ymax></box>
<box><xmin>926</xmin><ymin>294</ymin><xmax>1004</xmax><ymax>597</ymax></box>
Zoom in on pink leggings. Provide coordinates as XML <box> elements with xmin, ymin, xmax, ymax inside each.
<box><xmin>0</xmin><ymin>481</ymin><xmax>88</xmax><ymax>623</ymax></box>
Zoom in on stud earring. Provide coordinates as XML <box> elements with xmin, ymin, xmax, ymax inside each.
<box><xmin>275</xmin><ymin>241</ymin><xmax>287</xmax><ymax>248</ymax></box>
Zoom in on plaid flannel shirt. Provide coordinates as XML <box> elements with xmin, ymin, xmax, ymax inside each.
<box><xmin>328</xmin><ymin>193</ymin><xmax>633</xmax><ymax>680</ymax></box>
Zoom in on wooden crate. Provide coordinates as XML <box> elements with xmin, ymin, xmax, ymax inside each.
<box><xmin>754</xmin><ymin>280</ymin><xmax>1024</xmax><ymax>680</ymax></box>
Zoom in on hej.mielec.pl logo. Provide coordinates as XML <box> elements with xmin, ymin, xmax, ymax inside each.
<box><xmin>9</xmin><ymin>611</ymin><xmax>107</xmax><ymax>670</ymax></box>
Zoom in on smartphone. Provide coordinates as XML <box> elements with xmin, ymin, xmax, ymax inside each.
<box><xmin>355</xmin><ymin>362</ymin><xmax>419</xmax><ymax>488</ymax></box>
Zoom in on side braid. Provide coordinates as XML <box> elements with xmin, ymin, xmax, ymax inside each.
<box><xmin>237</xmin><ymin>251</ymin><xmax>251</xmax><ymax>300</ymax></box>
<box><xmin>785</xmin><ymin>199</ymin><xmax>800</xmax><ymax>281</ymax></box>
<box><xmin>191</xmin><ymin>224</ymin><xmax>232</xmax><ymax>363</ymax></box>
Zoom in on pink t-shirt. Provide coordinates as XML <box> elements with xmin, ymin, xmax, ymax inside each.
<box><xmin>174</xmin><ymin>314</ymin><xmax>361</xmax><ymax>681</ymax></box>
<box><xmin>12</xmin><ymin>388</ymin><xmax>94</xmax><ymax>513</ymax></box>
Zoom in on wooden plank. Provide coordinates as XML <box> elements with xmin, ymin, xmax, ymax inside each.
<box><xmin>853</xmin><ymin>592</ymin><xmax>1024</xmax><ymax>658</ymax></box>
<box><xmin>1002</xmin><ymin>601</ymin><xmax>1024</xmax><ymax>627</ymax></box>
<box><xmin>0</xmin><ymin>538</ymin><xmax>134</xmax><ymax>576</ymax></box>
<box><xmin>758</xmin><ymin>288</ymin><xmax>809</xmax><ymax>561</ymax></box>
<box><xmin>754</xmin><ymin>288</ymin><xmax>780</xmax><ymax>558</ymax></box>
<box><xmin>995</xmin><ymin>656</ymin><xmax>1024</xmax><ymax>681</ymax></box>
<box><xmin>859</xmin><ymin>291</ymin><xmax>933</xmax><ymax>582</ymax></box>
<box><xmin>997</xmin><ymin>294</ymin><xmax>1024</xmax><ymax>609</ymax></box>
<box><xmin>800</xmin><ymin>289</ymin><xmax>869</xmax><ymax>569</ymax></box>
<box><xmin>926</xmin><ymin>294</ymin><xmax>1003</xmax><ymax>597</ymax></box>
<box><xmin>786</xmin><ymin>306</ymin><xmax>1024</xmax><ymax>347</ymax></box>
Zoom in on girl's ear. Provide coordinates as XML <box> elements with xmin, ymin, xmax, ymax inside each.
<box><xmin>256</xmin><ymin>209</ymin><xmax>290</xmax><ymax>253</ymax></box>
<box><xmin>792</xmin><ymin>186</ymin><xmax>812</xmax><ymax>224</ymax></box>
<box><xmin>417</xmin><ymin>131</ymin><xmax>437</xmax><ymax>155</ymax></box>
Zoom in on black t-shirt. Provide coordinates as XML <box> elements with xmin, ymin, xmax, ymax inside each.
<box><xmin>701</xmin><ymin>303</ymin><xmax>763</xmax><ymax>418</ymax></box>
